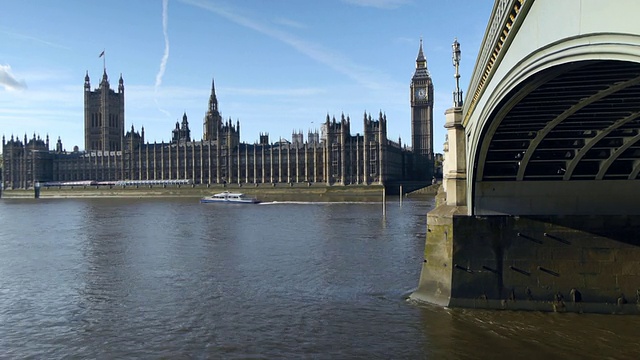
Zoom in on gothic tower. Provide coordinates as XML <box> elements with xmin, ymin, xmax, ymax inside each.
<box><xmin>84</xmin><ymin>70</ymin><xmax>125</xmax><ymax>152</ymax></box>
<box><xmin>410</xmin><ymin>39</ymin><xmax>434</xmax><ymax>180</ymax></box>
<box><xmin>203</xmin><ymin>78</ymin><xmax>222</xmax><ymax>141</ymax></box>
<box><xmin>172</xmin><ymin>112</ymin><xmax>192</xmax><ymax>143</ymax></box>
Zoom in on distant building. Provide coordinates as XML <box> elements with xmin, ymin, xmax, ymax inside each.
<box><xmin>84</xmin><ymin>70</ymin><xmax>125</xmax><ymax>152</ymax></box>
<box><xmin>2</xmin><ymin>42</ymin><xmax>434</xmax><ymax>189</ymax></box>
<box><xmin>410</xmin><ymin>39</ymin><xmax>435</xmax><ymax>180</ymax></box>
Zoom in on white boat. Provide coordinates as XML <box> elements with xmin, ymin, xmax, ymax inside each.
<box><xmin>200</xmin><ymin>191</ymin><xmax>260</xmax><ymax>204</ymax></box>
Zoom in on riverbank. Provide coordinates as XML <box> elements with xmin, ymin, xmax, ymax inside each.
<box><xmin>1</xmin><ymin>183</ymin><xmax>389</xmax><ymax>202</ymax></box>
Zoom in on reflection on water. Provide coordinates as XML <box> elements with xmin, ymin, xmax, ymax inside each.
<box><xmin>0</xmin><ymin>197</ymin><xmax>639</xmax><ymax>358</ymax></box>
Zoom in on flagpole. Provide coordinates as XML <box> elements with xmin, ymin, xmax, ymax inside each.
<box><xmin>99</xmin><ymin>49</ymin><xmax>106</xmax><ymax>72</ymax></box>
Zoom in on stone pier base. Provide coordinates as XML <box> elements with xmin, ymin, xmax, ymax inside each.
<box><xmin>411</xmin><ymin>207</ymin><xmax>640</xmax><ymax>314</ymax></box>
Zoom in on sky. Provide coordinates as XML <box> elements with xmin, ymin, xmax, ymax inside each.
<box><xmin>0</xmin><ymin>0</ymin><xmax>492</xmax><ymax>153</ymax></box>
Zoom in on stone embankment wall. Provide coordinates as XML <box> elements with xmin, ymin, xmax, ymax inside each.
<box><xmin>412</xmin><ymin>211</ymin><xmax>640</xmax><ymax>314</ymax></box>
<box><xmin>1</xmin><ymin>183</ymin><xmax>385</xmax><ymax>202</ymax></box>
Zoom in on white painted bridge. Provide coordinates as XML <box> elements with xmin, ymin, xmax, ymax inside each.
<box><xmin>445</xmin><ymin>0</ymin><xmax>640</xmax><ymax>215</ymax></box>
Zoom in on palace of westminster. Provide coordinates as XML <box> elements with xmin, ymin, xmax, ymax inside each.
<box><xmin>2</xmin><ymin>42</ymin><xmax>437</xmax><ymax>189</ymax></box>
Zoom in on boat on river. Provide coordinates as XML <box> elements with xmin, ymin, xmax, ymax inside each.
<box><xmin>200</xmin><ymin>191</ymin><xmax>260</xmax><ymax>204</ymax></box>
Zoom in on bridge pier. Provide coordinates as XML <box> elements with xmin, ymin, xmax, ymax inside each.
<box><xmin>412</xmin><ymin>104</ymin><xmax>640</xmax><ymax>313</ymax></box>
<box><xmin>411</xmin><ymin>105</ymin><xmax>470</xmax><ymax>307</ymax></box>
<box><xmin>412</xmin><ymin>213</ymin><xmax>640</xmax><ymax>314</ymax></box>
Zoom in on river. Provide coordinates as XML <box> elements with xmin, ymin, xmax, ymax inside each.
<box><xmin>0</xmin><ymin>197</ymin><xmax>638</xmax><ymax>359</ymax></box>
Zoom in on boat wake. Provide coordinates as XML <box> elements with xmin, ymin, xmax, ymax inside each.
<box><xmin>259</xmin><ymin>201</ymin><xmax>382</xmax><ymax>205</ymax></box>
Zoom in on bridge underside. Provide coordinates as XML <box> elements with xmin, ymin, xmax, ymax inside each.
<box><xmin>475</xmin><ymin>60</ymin><xmax>640</xmax><ymax>215</ymax></box>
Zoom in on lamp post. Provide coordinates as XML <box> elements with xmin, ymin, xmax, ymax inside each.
<box><xmin>452</xmin><ymin>38</ymin><xmax>463</xmax><ymax>107</ymax></box>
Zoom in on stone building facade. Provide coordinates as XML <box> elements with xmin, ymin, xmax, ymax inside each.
<box><xmin>2</xmin><ymin>42</ymin><xmax>433</xmax><ymax>189</ymax></box>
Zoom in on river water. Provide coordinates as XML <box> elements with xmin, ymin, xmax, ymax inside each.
<box><xmin>0</xmin><ymin>197</ymin><xmax>639</xmax><ymax>359</ymax></box>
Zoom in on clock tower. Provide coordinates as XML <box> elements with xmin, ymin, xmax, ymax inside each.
<box><xmin>410</xmin><ymin>39</ymin><xmax>434</xmax><ymax>180</ymax></box>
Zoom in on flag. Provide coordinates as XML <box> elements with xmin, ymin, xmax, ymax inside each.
<box><xmin>99</xmin><ymin>50</ymin><xmax>105</xmax><ymax>58</ymax></box>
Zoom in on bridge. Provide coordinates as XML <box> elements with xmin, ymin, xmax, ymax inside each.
<box><xmin>411</xmin><ymin>0</ymin><xmax>640</xmax><ymax>313</ymax></box>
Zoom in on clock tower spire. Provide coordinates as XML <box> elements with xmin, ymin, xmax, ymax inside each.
<box><xmin>410</xmin><ymin>38</ymin><xmax>434</xmax><ymax>180</ymax></box>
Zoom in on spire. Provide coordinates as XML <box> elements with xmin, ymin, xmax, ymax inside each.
<box><xmin>412</xmin><ymin>38</ymin><xmax>430</xmax><ymax>80</ymax></box>
<box><xmin>208</xmin><ymin>77</ymin><xmax>218</xmax><ymax>113</ymax></box>
<box><xmin>118</xmin><ymin>73</ymin><xmax>124</xmax><ymax>93</ymax></box>
<box><xmin>416</xmin><ymin>37</ymin><xmax>427</xmax><ymax>69</ymax></box>
<box><xmin>182</xmin><ymin>112</ymin><xmax>189</xmax><ymax>130</ymax></box>
<box><xmin>100</xmin><ymin>68</ymin><xmax>109</xmax><ymax>88</ymax></box>
<box><xmin>84</xmin><ymin>71</ymin><xmax>90</xmax><ymax>91</ymax></box>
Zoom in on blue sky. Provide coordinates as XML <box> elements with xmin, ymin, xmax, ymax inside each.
<box><xmin>0</xmin><ymin>0</ymin><xmax>491</xmax><ymax>153</ymax></box>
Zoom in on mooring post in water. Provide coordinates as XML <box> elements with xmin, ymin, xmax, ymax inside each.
<box><xmin>382</xmin><ymin>186</ymin><xmax>386</xmax><ymax>216</ymax></box>
<box><xmin>400</xmin><ymin>185</ymin><xmax>403</xmax><ymax>207</ymax></box>
<box><xmin>34</xmin><ymin>181</ymin><xmax>40</xmax><ymax>199</ymax></box>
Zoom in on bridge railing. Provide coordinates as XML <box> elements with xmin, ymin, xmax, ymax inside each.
<box><xmin>464</xmin><ymin>0</ymin><xmax>532</xmax><ymax>126</ymax></box>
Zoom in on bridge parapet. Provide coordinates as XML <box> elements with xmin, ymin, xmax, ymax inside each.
<box><xmin>464</xmin><ymin>0</ymin><xmax>532</xmax><ymax>127</ymax></box>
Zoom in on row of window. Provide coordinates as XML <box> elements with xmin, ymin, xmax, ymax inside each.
<box><xmin>90</xmin><ymin>113</ymin><xmax>120</xmax><ymax>128</ymax></box>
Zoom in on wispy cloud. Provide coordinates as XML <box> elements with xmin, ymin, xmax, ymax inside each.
<box><xmin>225</xmin><ymin>87</ymin><xmax>324</xmax><ymax>97</ymax></box>
<box><xmin>0</xmin><ymin>65</ymin><xmax>27</xmax><ymax>91</ymax></box>
<box><xmin>341</xmin><ymin>0</ymin><xmax>409</xmax><ymax>9</ymax></box>
<box><xmin>274</xmin><ymin>17</ymin><xmax>306</xmax><ymax>29</ymax></box>
<box><xmin>155</xmin><ymin>0</ymin><xmax>171</xmax><ymax>117</ymax></box>
<box><xmin>180</xmin><ymin>0</ymin><xmax>389</xmax><ymax>90</ymax></box>
<box><xmin>0</xmin><ymin>28</ymin><xmax>70</xmax><ymax>50</ymax></box>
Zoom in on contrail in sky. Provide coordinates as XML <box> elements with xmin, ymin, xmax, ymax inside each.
<box><xmin>155</xmin><ymin>0</ymin><xmax>171</xmax><ymax>117</ymax></box>
<box><xmin>156</xmin><ymin>0</ymin><xmax>170</xmax><ymax>89</ymax></box>
<box><xmin>181</xmin><ymin>0</ymin><xmax>386</xmax><ymax>90</ymax></box>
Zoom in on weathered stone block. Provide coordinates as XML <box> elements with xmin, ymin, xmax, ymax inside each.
<box><xmin>582</xmin><ymin>247</ymin><xmax>615</xmax><ymax>262</ymax></box>
<box><xmin>615</xmin><ymin>275</ymin><xmax>640</xmax><ymax>292</ymax></box>
<box><xmin>550</xmin><ymin>247</ymin><xmax>579</xmax><ymax>261</ymax></box>
<box><xmin>619</xmin><ymin>261</ymin><xmax>640</xmax><ymax>276</ymax></box>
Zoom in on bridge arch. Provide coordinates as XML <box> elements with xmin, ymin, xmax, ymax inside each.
<box><xmin>468</xmin><ymin>34</ymin><xmax>640</xmax><ymax>215</ymax></box>
<box><xmin>413</xmin><ymin>0</ymin><xmax>640</xmax><ymax>314</ymax></box>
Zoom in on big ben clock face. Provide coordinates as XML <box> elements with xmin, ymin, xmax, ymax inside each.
<box><xmin>415</xmin><ymin>87</ymin><xmax>427</xmax><ymax>101</ymax></box>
